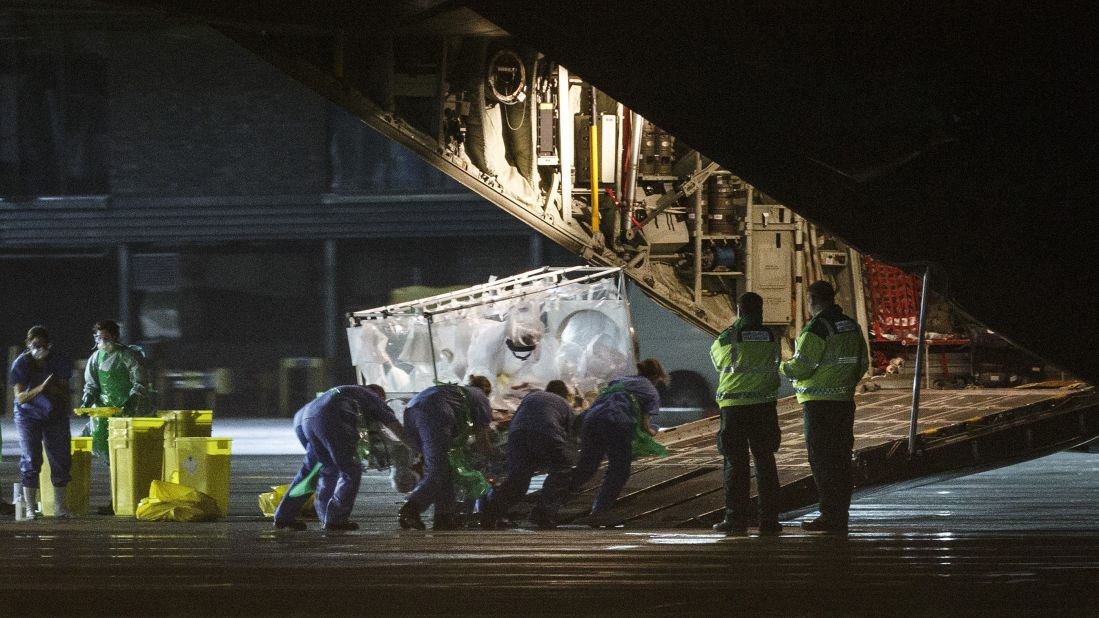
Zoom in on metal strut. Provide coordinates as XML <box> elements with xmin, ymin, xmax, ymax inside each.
<box><xmin>908</xmin><ymin>266</ymin><xmax>932</xmax><ymax>456</ymax></box>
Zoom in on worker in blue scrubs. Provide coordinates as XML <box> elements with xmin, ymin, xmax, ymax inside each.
<box><xmin>274</xmin><ymin>384</ymin><xmax>406</xmax><ymax>531</ymax></box>
<box><xmin>480</xmin><ymin>379</ymin><xmax>575</xmax><ymax>529</ymax></box>
<box><xmin>566</xmin><ymin>359</ymin><xmax>667</xmax><ymax>519</ymax></box>
<box><xmin>398</xmin><ymin>376</ymin><xmax>494</xmax><ymax>531</ymax></box>
<box><xmin>9</xmin><ymin>325</ymin><xmax>74</xmax><ymax>520</ymax></box>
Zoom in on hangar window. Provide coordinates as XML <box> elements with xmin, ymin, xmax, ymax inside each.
<box><xmin>326</xmin><ymin>103</ymin><xmax>462</xmax><ymax>194</ymax></box>
<box><xmin>0</xmin><ymin>27</ymin><xmax>109</xmax><ymax>198</ymax></box>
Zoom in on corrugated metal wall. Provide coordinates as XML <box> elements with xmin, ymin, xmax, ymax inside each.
<box><xmin>0</xmin><ymin>193</ymin><xmax>528</xmax><ymax>248</ymax></box>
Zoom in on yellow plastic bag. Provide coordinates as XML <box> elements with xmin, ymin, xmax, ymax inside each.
<box><xmin>135</xmin><ymin>480</ymin><xmax>220</xmax><ymax>522</ymax></box>
<box><xmin>258</xmin><ymin>483</ymin><xmax>316</xmax><ymax>518</ymax></box>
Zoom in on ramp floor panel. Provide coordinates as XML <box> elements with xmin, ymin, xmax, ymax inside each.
<box><xmin>564</xmin><ymin>386</ymin><xmax>1099</xmax><ymax>527</ymax></box>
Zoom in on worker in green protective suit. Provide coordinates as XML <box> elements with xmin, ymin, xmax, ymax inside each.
<box><xmin>781</xmin><ymin>281</ymin><xmax>868</xmax><ymax>535</ymax></box>
<box><xmin>81</xmin><ymin>319</ymin><xmax>153</xmax><ymax>515</ymax></box>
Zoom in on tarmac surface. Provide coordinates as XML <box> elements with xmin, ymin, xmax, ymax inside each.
<box><xmin>1</xmin><ymin>419</ymin><xmax>1098</xmax><ymax>616</ymax></box>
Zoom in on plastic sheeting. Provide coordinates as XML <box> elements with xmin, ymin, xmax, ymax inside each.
<box><xmin>347</xmin><ymin>268</ymin><xmax>635</xmax><ymax>410</ymax></box>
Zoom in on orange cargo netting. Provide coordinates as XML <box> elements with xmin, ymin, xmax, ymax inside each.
<box><xmin>862</xmin><ymin>256</ymin><xmax>922</xmax><ymax>342</ymax></box>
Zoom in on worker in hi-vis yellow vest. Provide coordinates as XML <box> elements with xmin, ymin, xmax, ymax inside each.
<box><xmin>781</xmin><ymin>281</ymin><xmax>868</xmax><ymax>535</ymax></box>
<box><xmin>710</xmin><ymin>292</ymin><xmax>782</xmax><ymax>536</ymax></box>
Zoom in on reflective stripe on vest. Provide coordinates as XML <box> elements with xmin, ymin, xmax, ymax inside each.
<box><xmin>720</xmin><ymin>366</ymin><xmax>778</xmax><ymax>375</ymax></box>
<box><xmin>717</xmin><ymin>390</ymin><xmax>778</xmax><ymax>401</ymax></box>
<box><xmin>713</xmin><ymin>322</ymin><xmax>780</xmax><ymax>406</ymax></box>
<box><xmin>788</xmin><ymin>308</ymin><xmax>865</xmax><ymax>401</ymax></box>
<box><xmin>793</xmin><ymin>385</ymin><xmax>856</xmax><ymax>396</ymax></box>
<box><xmin>717</xmin><ymin>330</ymin><xmax>779</xmax><ymax>374</ymax></box>
<box><xmin>820</xmin><ymin>355</ymin><xmax>861</xmax><ymax>366</ymax></box>
<box><xmin>786</xmin><ymin>351</ymin><xmax>820</xmax><ymax>371</ymax></box>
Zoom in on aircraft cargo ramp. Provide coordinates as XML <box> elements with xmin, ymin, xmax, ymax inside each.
<box><xmin>563</xmin><ymin>384</ymin><xmax>1099</xmax><ymax>528</ymax></box>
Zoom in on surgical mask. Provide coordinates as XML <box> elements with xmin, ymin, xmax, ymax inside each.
<box><xmin>30</xmin><ymin>345</ymin><xmax>49</xmax><ymax>360</ymax></box>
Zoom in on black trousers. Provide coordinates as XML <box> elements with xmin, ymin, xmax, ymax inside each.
<box><xmin>802</xmin><ymin>399</ymin><xmax>856</xmax><ymax>525</ymax></box>
<box><xmin>718</xmin><ymin>401</ymin><xmax>781</xmax><ymax>526</ymax></box>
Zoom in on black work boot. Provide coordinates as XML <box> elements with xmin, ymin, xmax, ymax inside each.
<box><xmin>432</xmin><ymin>512</ymin><xmax>462</xmax><ymax>531</ymax></box>
<box><xmin>274</xmin><ymin>519</ymin><xmax>307</xmax><ymax>531</ymax></box>
<box><xmin>528</xmin><ymin>508</ymin><xmax>557</xmax><ymax>530</ymax></box>
<box><xmin>479</xmin><ymin>495</ymin><xmax>500</xmax><ymax>530</ymax></box>
<box><xmin>398</xmin><ymin>502</ymin><xmax>426</xmax><ymax>530</ymax></box>
<box><xmin>758</xmin><ymin>521</ymin><xmax>784</xmax><ymax>536</ymax></box>
<box><xmin>712</xmin><ymin>518</ymin><xmax>748</xmax><ymax>536</ymax></box>
<box><xmin>324</xmin><ymin>521</ymin><xmax>359</xmax><ymax>531</ymax></box>
<box><xmin>801</xmin><ymin>517</ymin><xmax>848</xmax><ymax>535</ymax></box>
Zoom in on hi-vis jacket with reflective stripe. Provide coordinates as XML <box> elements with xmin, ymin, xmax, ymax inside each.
<box><xmin>780</xmin><ymin>304</ymin><xmax>869</xmax><ymax>403</ymax></box>
<box><xmin>710</xmin><ymin>316</ymin><xmax>780</xmax><ymax>408</ymax></box>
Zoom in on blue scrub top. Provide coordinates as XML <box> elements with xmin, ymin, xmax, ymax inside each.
<box><xmin>585</xmin><ymin>375</ymin><xmax>661</xmax><ymax>424</ymax></box>
<box><xmin>295</xmin><ymin>385</ymin><xmax>399</xmax><ymax>428</ymax></box>
<box><xmin>406</xmin><ymin>384</ymin><xmax>493</xmax><ymax>428</ymax></box>
<box><xmin>457</xmin><ymin>385</ymin><xmax>493</xmax><ymax>428</ymax></box>
<box><xmin>508</xmin><ymin>390</ymin><xmax>573</xmax><ymax>443</ymax></box>
<box><xmin>9</xmin><ymin>350</ymin><xmax>74</xmax><ymax>415</ymax></box>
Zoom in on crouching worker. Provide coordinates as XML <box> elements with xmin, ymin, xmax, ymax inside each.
<box><xmin>398</xmin><ymin>376</ymin><xmax>493</xmax><ymax>531</ymax></box>
<box><xmin>480</xmin><ymin>380</ymin><xmax>575</xmax><ymax>530</ymax></box>
<box><xmin>566</xmin><ymin>359</ymin><xmax>667</xmax><ymax>520</ymax></box>
<box><xmin>274</xmin><ymin>384</ymin><xmax>405</xmax><ymax>531</ymax></box>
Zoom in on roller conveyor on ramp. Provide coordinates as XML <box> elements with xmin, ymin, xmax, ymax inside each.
<box><xmin>561</xmin><ymin>384</ymin><xmax>1099</xmax><ymax>528</ymax></box>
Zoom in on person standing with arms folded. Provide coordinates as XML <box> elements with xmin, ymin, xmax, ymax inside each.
<box><xmin>710</xmin><ymin>292</ymin><xmax>783</xmax><ymax>536</ymax></box>
<box><xmin>781</xmin><ymin>281</ymin><xmax>868</xmax><ymax>535</ymax></box>
<box><xmin>9</xmin><ymin>325</ymin><xmax>74</xmax><ymax>519</ymax></box>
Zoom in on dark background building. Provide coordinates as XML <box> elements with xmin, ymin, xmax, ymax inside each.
<box><xmin>0</xmin><ymin>7</ymin><xmax>581</xmax><ymax>415</ymax></box>
<box><xmin>0</xmin><ymin>4</ymin><xmax>714</xmax><ymax>417</ymax></box>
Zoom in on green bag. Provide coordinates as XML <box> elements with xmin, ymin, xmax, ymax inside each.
<box><xmin>288</xmin><ymin>462</ymin><xmax>324</xmax><ymax>498</ymax></box>
<box><xmin>448</xmin><ymin>447</ymin><xmax>490</xmax><ymax>500</ymax></box>
<box><xmin>447</xmin><ymin>385</ymin><xmax>490</xmax><ymax>500</ymax></box>
<box><xmin>598</xmin><ymin>382</ymin><xmax>669</xmax><ymax>459</ymax></box>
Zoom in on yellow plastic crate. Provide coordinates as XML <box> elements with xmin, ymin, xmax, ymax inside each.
<box><xmin>158</xmin><ymin>410</ymin><xmax>214</xmax><ymax>479</ymax></box>
<box><xmin>158</xmin><ymin>410</ymin><xmax>214</xmax><ymax>441</ymax></box>
<box><xmin>73</xmin><ymin>407</ymin><xmax>122</xmax><ymax>418</ymax></box>
<box><xmin>166</xmin><ymin>437</ymin><xmax>232</xmax><ymax>517</ymax></box>
<box><xmin>39</xmin><ymin>437</ymin><xmax>93</xmax><ymax>516</ymax></box>
<box><xmin>107</xmin><ymin>418</ymin><xmax>166</xmax><ymax>517</ymax></box>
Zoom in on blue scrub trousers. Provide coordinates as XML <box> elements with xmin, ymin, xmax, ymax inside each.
<box><xmin>274</xmin><ymin>411</ymin><xmax>362</xmax><ymax>526</ymax></box>
<box><xmin>15</xmin><ymin>412</ymin><xmax>72</xmax><ymax>489</ymax></box>
<box><xmin>489</xmin><ymin>431</ymin><xmax>573</xmax><ymax>518</ymax></box>
<box><xmin>569</xmin><ymin>410</ymin><xmax>634</xmax><ymax>514</ymax></box>
<box><xmin>403</xmin><ymin>398</ymin><xmax>458</xmax><ymax>516</ymax></box>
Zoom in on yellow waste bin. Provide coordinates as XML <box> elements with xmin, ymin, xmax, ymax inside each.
<box><xmin>108</xmin><ymin>418</ymin><xmax>167</xmax><ymax>516</ymax></box>
<box><xmin>158</xmin><ymin>410</ymin><xmax>213</xmax><ymax>480</ymax></box>
<box><xmin>39</xmin><ymin>437</ymin><xmax>93</xmax><ymax>516</ymax></box>
<box><xmin>165</xmin><ymin>437</ymin><xmax>232</xmax><ymax>517</ymax></box>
